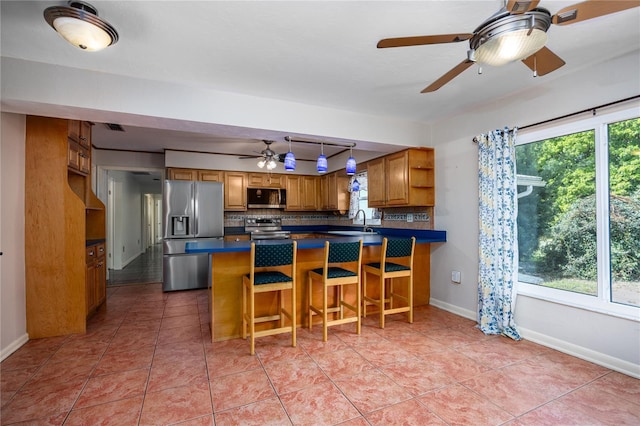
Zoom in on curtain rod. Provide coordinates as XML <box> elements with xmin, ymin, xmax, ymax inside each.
<box><xmin>472</xmin><ymin>95</ymin><xmax>639</xmax><ymax>143</ymax></box>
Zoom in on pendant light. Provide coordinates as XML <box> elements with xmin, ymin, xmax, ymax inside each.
<box><xmin>284</xmin><ymin>138</ymin><xmax>296</xmax><ymax>171</ymax></box>
<box><xmin>345</xmin><ymin>146</ymin><xmax>356</xmax><ymax>175</ymax></box>
<box><xmin>44</xmin><ymin>1</ymin><xmax>119</xmax><ymax>52</ymax></box>
<box><xmin>317</xmin><ymin>143</ymin><xmax>327</xmax><ymax>173</ymax></box>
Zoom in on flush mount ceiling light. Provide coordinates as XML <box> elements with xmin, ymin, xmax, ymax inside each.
<box><xmin>44</xmin><ymin>1</ymin><xmax>119</xmax><ymax>51</ymax></box>
<box><xmin>469</xmin><ymin>9</ymin><xmax>551</xmax><ymax>67</ymax></box>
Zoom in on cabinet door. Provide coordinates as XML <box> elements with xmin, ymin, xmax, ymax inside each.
<box><xmin>68</xmin><ymin>140</ymin><xmax>80</xmax><ymax>171</ymax></box>
<box><xmin>78</xmin><ymin>146</ymin><xmax>91</xmax><ymax>175</ymax></box>
<box><xmin>85</xmin><ymin>261</ymin><xmax>96</xmax><ymax>315</ymax></box>
<box><xmin>319</xmin><ymin>175</ymin><xmax>329</xmax><ymax>210</ymax></box>
<box><xmin>168</xmin><ymin>168</ymin><xmax>197</xmax><ymax>181</ymax></box>
<box><xmin>367</xmin><ymin>158</ymin><xmax>386</xmax><ymax>207</ymax></box>
<box><xmin>302</xmin><ymin>176</ymin><xmax>318</xmax><ymax>210</ymax></box>
<box><xmin>286</xmin><ymin>176</ymin><xmax>302</xmax><ymax>210</ymax></box>
<box><xmin>385</xmin><ymin>151</ymin><xmax>409</xmax><ymax>205</ymax></box>
<box><xmin>224</xmin><ymin>172</ymin><xmax>247</xmax><ymax>210</ymax></box>
<box><xmin>95</xmin><ymin>257</ymin><xmax>106</xmax><ymax>307</ymax></box>
<box><xmin>78</xmin><ymin>121</ymin><xmax>92</xmax><ymax>148</ymax></box>
<box><xmin>68</xmin><ymin>120</ymin><xmax>81</xmax><ymax>143</ymax></box>
<box><xmin>198</xmin><ymin>170</ymin><xmax>223</xmax><ymax>182</ymax></box>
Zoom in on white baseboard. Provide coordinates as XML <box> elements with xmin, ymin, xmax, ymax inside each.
<box><xmin>0</xmin><ymin>333</ymin><xmax>29</xmax><ymax>362</ymax></box>
<box><xmin>429</xmin><ymin>298</ymin><xmax>476</xmax><ymax>321</ymax></box>
<box><xmin>118</xmin><ymin>249</ymin><xmax>144</xmax><ymax>270</ymax></box>
<box><xmin>429</xmin><ymin>297</ymin><xmax>640</xmax><ymax>379</ymax></box>
<box><xmin>518</xmin><ymin>327</ymin><xmax>640</xmax><ymax>379</ymax></box>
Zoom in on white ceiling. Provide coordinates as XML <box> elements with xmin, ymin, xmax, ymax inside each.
<box><xmin>1</xmin><ymin>1</ymin><xmax>639</xmax><ymax>161</ymax></box>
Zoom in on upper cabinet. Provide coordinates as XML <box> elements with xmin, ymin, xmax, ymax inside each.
<box><xmin>198</xmin><ymin>170</ymin><xmax>223</xmax><ymax>182</ymax></box>
<box><xmin>285</xmin><ymin>175</ymin><xmax>319</xmax><ymax>211</ymax></box>
<box><xmin>224</xmin><ymin>171</ymin><xmax>247</xmax><ymax>210</ymax></box>
<box><xmin>168</xmin><ymin>168</ymin><xmax>197</xmax><ymax>181</ymax></box>
<box><xmin>247</xmin><ymin>172</ymin><xmax>286</xmax><ymax>188</ymax></box>
<box><xmin>320</xmin><ymin>172</ymin><xmax>349</xmax><ymax>212</ymax></box>
<box><xmin>67</xmin><ymin>120</ymin><xmax>91</xmax><ymax>175</ymax></box>
<box><xmin>368</xmin><ymin>148</ymin><xmax>435</xmax><ymax>207</ymax></box>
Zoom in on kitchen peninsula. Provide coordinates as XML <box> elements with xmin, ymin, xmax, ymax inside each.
<box><xmin>186</xmin><ymin>229</ymin><xmax>446</xmax><ymax>341</ymax></box>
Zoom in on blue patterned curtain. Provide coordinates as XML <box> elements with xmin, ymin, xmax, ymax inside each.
<box><xmin>477</xmin><ymin>127</ymin><xmax>521</xmax><ymax>340</ymax></box>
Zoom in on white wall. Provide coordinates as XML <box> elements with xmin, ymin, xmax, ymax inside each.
<box><xmin>1</xmin><ymin>112</ymin><xmax>28</xmax><ymax>360</ymax></box>
<box><xmin>430</xmin><ymin>50</ymin><xmax>640</xmax><ymax>377</ymax></box>
<box><xmin>108</xmin><ymin>171</ymin><xmax>144</xmax><ymax>269</ymax></box>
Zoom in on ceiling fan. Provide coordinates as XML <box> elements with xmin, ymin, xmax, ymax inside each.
<box><xmin>239</xmin><ymin>140</ymin><xmax>284</xmax><ymax>170</ymax></box>
<box><xmin>377</xmin><ymin>0</ymin><xmax>640</xmax><ymax>93</ymax></box>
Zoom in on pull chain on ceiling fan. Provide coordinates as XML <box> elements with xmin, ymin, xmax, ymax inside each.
<box><xmin>377</xmin><ymin>0</ymin><xmax>640</xmax><ymax>92</ymax></box>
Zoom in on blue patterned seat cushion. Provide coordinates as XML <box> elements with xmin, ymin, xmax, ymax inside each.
<box><xmin>366</xmin><ymin>262</ymin><xmax>410</xmax><ymax>272</ymax></box>
<box><xmin>247</xmin><ymin>271</ymin><xmax>293</xmax><ymax>285</ymax></box>
<box><xmin>310</xmin><ymin>266</ymin><xmax>357</xmax><ymax>278</ymax></box>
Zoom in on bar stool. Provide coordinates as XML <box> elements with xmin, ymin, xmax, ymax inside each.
<box><xmin>362</xmin><ymin>237</ymin><xmax>416</xmax><ymax>329</ymax></box>
<box><xmin>242</xmin><ymin>241</ymin><xmax>297</xmax><ymax>355</ymax></box>
<box><xmin>308</xmin><ymin>240</ymin><xmax>363</xmax><ymax>342</ymax></box>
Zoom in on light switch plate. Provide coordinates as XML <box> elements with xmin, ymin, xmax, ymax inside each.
<box><xmin>451</xmin><ymin>271</ymin><xmax>461</xmax><ymax>283</ymax></box>
<box><xmin>407</xmin><ymin>213</ymin><xmax>413</xmax><ymax>223</ymax></box>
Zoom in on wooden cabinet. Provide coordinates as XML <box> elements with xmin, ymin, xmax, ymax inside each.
<box><xmin>320</xmin><ymin>172</ymin><xmax>350</xmax><ymax>211</ymax></box>
<box><xmin>26</xmin><ymin>115</ymin><xmax>106</xmax><ymax>338</ymax></box>
<box><xmin>286</xmin><ymin>175</ymin><xmax>318</xmax><ymax>211</ymax></box>
<box><xmin>67</xmin><ymin>120</ymin><xmax>91</xmax><ymax>175</ymax></box>
<box><xmin>168</xmin><ymin>168</ymin><xmax>198</xmax><ymax>180</ymax></box>
<box><xmin>367</xmin><ymin>148</ymin><xmax>434</xmax><ymax>207</ymax></box>
<box><xmin>85</xmin><ymin>242</ymin><xmax>106</xmax><ymax>316</ymax></box>
<box><xmin>223</xmin><ymin>234</ymin><xmax>250</xmax><ymax>242</ymax></box>
<box><xmin>286</xmin><ymin>176</ymin><xmax>302</xmax><ymax>210</ymax></box>
<box><xmin>302</xmin><ymin>176</ymin><xmax>318</xmax><ymax>210</ymax></box>
<box><xmin>248</xmin><ymin>172</ymin><xmax>285</xmax><ymax>188</ymax></box>
<box><xmin>224</xmin><ymin>171</ymin><xmax>247</xmax><ymax>210</ymax></box>
<box><xmin>198</xmin><ymin>170</ymin><xmax>223</xmax><ymax>182</ymax></box>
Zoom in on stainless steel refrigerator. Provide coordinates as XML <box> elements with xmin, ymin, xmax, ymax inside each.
<box><xmin>162</xmin><ymin>180</ymin><xmax>224</xmax><ymax>292</ymax></box>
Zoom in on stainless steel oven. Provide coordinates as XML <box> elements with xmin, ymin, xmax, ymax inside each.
<box><xmin>244</xmin><ymin>217</ymin><xmax>291</xmax><ymax>240</ymax></box>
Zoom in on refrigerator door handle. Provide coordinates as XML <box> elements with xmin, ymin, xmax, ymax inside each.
<box><xmin>192</xmin><ymin>184</ymin><xmax>198</xmax><ymax>236</ymax></box>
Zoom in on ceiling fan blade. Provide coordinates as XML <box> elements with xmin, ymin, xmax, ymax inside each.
<box><xmin>421</xmin><ymin>60</ymin><xmax>474</xmax><ymax>93</ymax></box>
<box><xmin>507</xmin><ymin>0</ymin><xmax>541</xmax><ymax>14</ymax></box>
<box><xmin>377</xmin><ymin>33</ymin><xmax>473</xmax><ymax>48</ymax></box>
<box><xmin>552</xmin><ymin>0</ymin><xmax>640</xmax><ymax>26</ymax></box>
<box><xmin>521</xmin><ymin>47</ymin><xmax>566</xmax><ymax>76</ymax></box>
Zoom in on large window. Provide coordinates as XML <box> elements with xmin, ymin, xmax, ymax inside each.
<box><xmin>515</xmin><ymin>108</ymin><xmax>639</xmax><ymax>317</ymax></box>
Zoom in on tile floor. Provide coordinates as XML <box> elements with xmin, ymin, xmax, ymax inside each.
<box><xmin>107</xmin><ymin>244</ymin><xmax>163</xmax><ymax>286</ymax></box>
<box><xmin>2</xmin><ymin>283</ymin><xmax>639</xmax><ymax>425</ymax></box>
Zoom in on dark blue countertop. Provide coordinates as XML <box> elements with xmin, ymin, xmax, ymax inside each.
<box><xmin>187</xmin><ymin>228</ymin><xmax>446</xmax><ymax>254</ymax></box>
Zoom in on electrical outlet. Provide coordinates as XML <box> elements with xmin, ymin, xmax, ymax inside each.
<box><xmin>407</xmin><ymin>213</ymin><xmax>414</xmax><ymax>223</ymax></box>
<box><xmin>451</xmin><ymin>271</ymin><xmax>461</xmax><ymax>284</ymax></box>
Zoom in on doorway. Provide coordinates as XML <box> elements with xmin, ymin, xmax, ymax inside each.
<box><xmin>100</xmin><ymin>168</ymin><xmax>164</xmax><ymax>285</ymax></box>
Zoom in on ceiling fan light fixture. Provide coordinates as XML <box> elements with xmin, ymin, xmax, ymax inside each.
<box><xmin>475</xmin><ymin>28</ymin><xmax>547</xmax><ymax>66</ymax></box>
<box><xmin>257</xmin><ymin>158</ymin><xmax>266</xmax><ymax>169</ymax></box>
<box><xmin>44</xmin><ymin>1</ymin><xmax>118</xmax><ymax>51</ymax></box>
<box><xmin>470</xmin><ymin>9</ymin><xmax>551</xmax><ymax>66</ymax></box>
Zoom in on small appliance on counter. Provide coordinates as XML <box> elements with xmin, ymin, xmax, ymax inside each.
<box><xmin>245</xmin><ymin>217</ymin><xmax>291</xmax><ymax>240</ymax></box>
<box><xmin>163</xmin><ymin>180</ymin><xmax>224</xmax><ymax>291</ymax></box>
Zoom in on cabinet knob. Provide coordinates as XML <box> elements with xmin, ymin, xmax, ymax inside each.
<box><xmin>89</xmin><ymin>250</ymin><xmax>94</xmax><ymax>256</ymax></box>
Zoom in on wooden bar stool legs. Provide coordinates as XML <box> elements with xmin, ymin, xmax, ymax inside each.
<box><xmin>308</xmin><ymin>240</ymin><xmax>363</xmax><ymax>341</ymax></box>
<box><xmin>242</xmin><ymin>241</ymin><xmax>297</xmax><ymax>355</ymax></box>
<box><xmin>362</xmin><ymin>237</ymin><xmax>415</xmax><ymax>329</ymax></box>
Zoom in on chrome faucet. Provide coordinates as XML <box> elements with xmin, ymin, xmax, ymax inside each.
<box><xmin>354</xmin><ymin>209</ymin><xmax>366</xmax><ymax>232</ymax></box>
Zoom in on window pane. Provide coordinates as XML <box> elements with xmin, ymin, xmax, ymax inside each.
<box><xmin>608</xmin><ymin>118</ymin><xmax>640</xmax><ymax>307</ymax></box>
<box><xmin>516</xmin><ymin>130</ymin><xmax>597</xmax><ymax>296</ymax></box>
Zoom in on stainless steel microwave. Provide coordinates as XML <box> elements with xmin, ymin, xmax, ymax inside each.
<box><xmin>246</xmin><ymin>188</ymin><xmax>287</xmax><ymax>209</ymax></box>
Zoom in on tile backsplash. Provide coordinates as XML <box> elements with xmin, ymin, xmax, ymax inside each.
<box><xmin>225</xmin><ymin>207</ymin><xmax>433</xmax><ymax>229</ymax></box>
